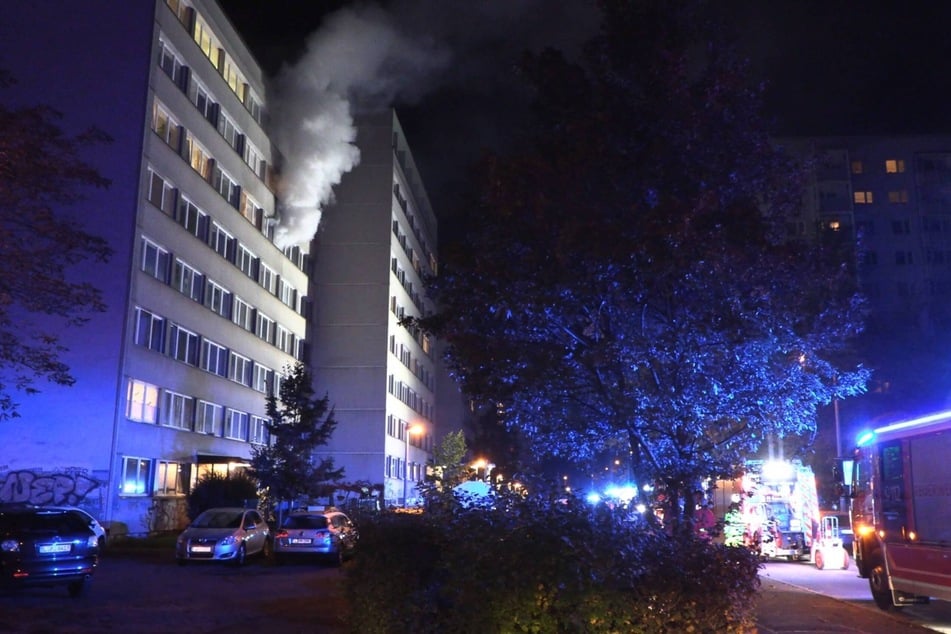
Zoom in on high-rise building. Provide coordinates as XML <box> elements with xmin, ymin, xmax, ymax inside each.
<box><xmin>309</xmin><ymin>112</ymin><xmax>445</xmax><ymax>508</ymax></box>
<box><xmin>1</xmin><ymin>1</ymin><xmax>307</xmax><ymax>535</ymax></box>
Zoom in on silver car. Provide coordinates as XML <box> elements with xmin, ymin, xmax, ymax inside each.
<box><xmin>175</xmin><ymin>507</ymin><xmax>270</xmax><ymax>566</ymax></box>
<box><xmin>273</xmin><ymin>510</ymin><xmax>357</xmax><ymax>566</ymax></box>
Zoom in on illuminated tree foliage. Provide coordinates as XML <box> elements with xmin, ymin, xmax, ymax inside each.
<box><xmin>250</xmin><ymin>363</ymin><xmax>343</xmax><ymax>519</ymax></box>
<box><xmin>420</xmin><ymin>0</ymin><xmax>868</xmax><ymax>519</ymax></box>
<box><xmin>0</xmin><ymin>71</ymin><xmax>112</xmax><ymax>420</ymax></box>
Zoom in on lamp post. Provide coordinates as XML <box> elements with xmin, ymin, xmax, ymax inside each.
<box><xmin>403</xmin><ymin>422</ymin><xmax>424</xmax><ymax>506</ymax></box>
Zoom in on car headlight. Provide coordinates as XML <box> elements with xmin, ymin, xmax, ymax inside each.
<box><xmin>87</xmin><ymin>536</ymin><xmax>98</xmax><ymax>548</ymax></box>
<box><xmin>220</xmin><ymin>535</ymin><xmax>238</xmax><ymax>546</ymax></box>
<box><xmin>1</xmin><ymin>539</ymin><xmax>19</xmax><ymax>552</ymax></box>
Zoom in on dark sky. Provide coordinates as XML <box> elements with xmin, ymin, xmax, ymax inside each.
<box><xmin>218</xmin><ymin>0</ymin><xmax>951</xmax><ymax>243</ymax></box>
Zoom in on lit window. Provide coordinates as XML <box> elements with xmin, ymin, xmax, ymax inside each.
<box><xmin>885</xmin><ymin>159</ymin><xmax>906</xmax><ymax>173</ymax></box>
<box><xmin>888</xmin><ymin>190</ymin><xmax>909</xmax><ymax>204</ymax></box>
<box><xmin>151</xmin><ymin>102</ymin><xmax>181</xmax><ymax>151</ymax></box>
<box><xmin>121</xmin><ymin>457</ymin><xmax>151</xmax><ymax>496</ymax></box>
<box><xmin>853</xmin><ymin>191</ymin><xmax>874</xmax><ymax>204</ymax></box>
<box><xmin>851</xmin><ymin>160</ymin><xmax>863</xmax><ymax>174</ymax></box>
<box><xmin>185</xmin><ymin>133</ymin><xmax>212</xmax><ymax>180</ymax></box>
<box><xmin>126</xmin><ymin>378</ymin><xmax>159</xmax><ymax>423</ymax></box>
<box><xmin>155</xmin><ymin>461</ymin><xmax>185</xmax><ymax>496</ymax></box>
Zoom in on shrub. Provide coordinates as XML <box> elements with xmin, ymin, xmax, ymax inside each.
<box><xmin>344</xmin><ymin>492</ymin><xmax>760</xmax><ymax>633</ymax></box>
<box><xmin>186</xmin><ymin>471</ymin><xmax>260</xmax><ymax>520</ymax></box>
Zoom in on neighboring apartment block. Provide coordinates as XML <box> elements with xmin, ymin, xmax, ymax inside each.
<box><xmin>2</xmin><ymin>1</ymin><xmax>307</xmax><ymax>534</ymax></box>
<box><xmin>782</xmin><ymin>136</ymin><xmax>951</xmax><ymax>333</ymax></box>
<box><xmin>309</xmin><ymin>112</ymin><xmax>440</xmax><ymax>507</ymax></box>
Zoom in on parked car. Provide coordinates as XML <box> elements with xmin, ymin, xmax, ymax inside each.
<box><xmin>47</xmin><ymin>507</ymin><xmax>107</xmax><ymax>549</ymax></box>
<box><xmin>0</xmin><ymin>504</ymin><xmax>100</xmax><ymax>597</ymax></box>
<box><xmin>273</xmin><ymin>509</ymin><xmax>358</xmax><ymax>565</ymax></box>
<box><xmin>175</xmin><ymin>507</ymin><xmax>270</xmax><ymax>566</ymax></box>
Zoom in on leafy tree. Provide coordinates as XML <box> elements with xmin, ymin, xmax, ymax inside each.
<box><xmin>0</xmin><ymin>70</ymin><xmax>112</xmax><ymax>419</ymax></box>
<box><xmin>421</xmin><ymin>429</ymin><xmax>469</xmax><ymax>497</ymax></box>
<box><xmin>418</xmin><ymin>0</ymin><xmax>868</xmax><ymax>526</ymax></box>
<box><xmin>250</xmin><ymin>363</ymin><xmax>343</xmax><ymax>523</ymax></box>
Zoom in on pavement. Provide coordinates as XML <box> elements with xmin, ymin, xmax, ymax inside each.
<box><xmin>756</xmin><ymin>576</ymin><xmax>935</xmax><ymax>633</ymax></box>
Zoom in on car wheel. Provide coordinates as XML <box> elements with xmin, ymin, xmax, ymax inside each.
<box><xmin>814</xmin><ymin>550</ymin><xmax>825</xmax><ymax>570</ymax></box>
<box><xmin>67</xmin><ymin>579</ymin><xmax>87</xmax><ymax>598</ymax></box>
<box><xmin>262</xmin><ymin>537</ymin><xmax>273</xmax><ymax>561</ymax></box>
<box><xmin>841</xmin><ymin>550</ymin><xmax>851</xmax><ymax>570</ymax></box>
<box><xmin>869</xmin><ymin>551</ymin><xmax>899</xmax><ymax>611</ymax></box>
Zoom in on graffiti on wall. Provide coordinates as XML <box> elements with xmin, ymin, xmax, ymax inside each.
<box><xmin>0</xmin><ymin>468</ymin><xmax>102</xmax><ymax>506</ymax></box>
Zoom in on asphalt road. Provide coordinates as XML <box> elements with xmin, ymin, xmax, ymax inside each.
<box><xmin>758</xmin><ymin>559</ymin><xmax>951</xmax><ymax>634</ymax></box>
<box><xmin>0</xmin><ymin>551</ymin><xmax>349</xmax><ymax>633</ymax></box>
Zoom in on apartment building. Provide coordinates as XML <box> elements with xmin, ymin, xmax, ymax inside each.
<box><xmin>1</xmin><ymin>1</ymin><xmax>306</xmax><ymax>535</ymax></box>
<box><xmin>309</xmin><ymin>111</ymin><xmax>442</xmax><ymax>507</ymax></box>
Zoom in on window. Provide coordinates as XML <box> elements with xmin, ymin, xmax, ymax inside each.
<box><xmin>229</xmin><ymin>352</ymin><xmax>252</xmax><ymax>386</ymax></box>
<box><xmin>225</xmin><ymin>408</ymin><xmax>249</xmax><ymax>441</ymax></box>
<box><xmin>850</xmin><ymin>160</ymin><xmax>863</xmax><ymax>174</ymax></box>
<box><xmin>255</xmin><ymin>312</ymin><xmax>274</xmax><ymax>343</ymax></box>
<box><xmin>212</xmin><ymin>165</ymin><xmax>240</xmax><ymax>207</ymax></box>
<box><xmin>126</xmin><ymin>378</ymin><xmax>159</xmax><ymax>423</ymax></box>
<box><xmin>259</xmin><ymin>264</ymin><xmax>277</xmax><ymax>294</ymax></box>
<box><xmin>177</xmin><ymin>197</ymin><xmax>208</xmax><ymax>240</ymax></box>
<box><xmin>146</xmin><ymin>168</ymin><xmax>176</xmax><ymax>216</ymax></box>
<box><xmin>169</xmin><ymin>323</ymin><xmax>199</xmax><ymax>365</ymax></box>
<box><xmin>279</xmin><ymin>279</ymin><xmax>296</xmax><ymax>308</ymax></box>
<box><xmin>155</xmin><ymin>461</ymin><xmax>185</xmax><ymax>496</ymax></box>
<box><xmin>276</xmin><ymin>325</ymin><xmax>294</xmax><ymax>354</ymax></box>
<box><xmin>120</xmin><ymin>457</ymin><xmax>151</xmax><ymax>495</ymax></box>
<box><xmin>232</xmin><ymin>296</ymin><xmax>254</xmax><ymax>330</ymax></box>
<box><xmin>140</xmin><ymin>237</ymin><xmax>170</xmax><ymax>282</ymax></box>
<box><xmin>885</xmin><ymin>159</ymin><xmax>906</xmax><ymax>173</ymax></box>
<box><xmin>888</xmin><ymin>190</ymin><xmax>909</xmax><ymax>204</ymax></box>
<box><xmin>237</xmin><ymin>245</ymin><xmax>257</xmax><ymax>279</ymax></box>
<box><xmin>187</xmin><ymin>76</ymin><xmax>216</xmax><ymax>124</ymax></box>
<box><xmin>185</xmin><ymin>132</ymin><xmax>213</xmax><ymax>180</ymax></box>
<box><xmin>891</xmin><ymin>220</ymin><xmax>911</xmax><ymax>235</ymax></box>
<box><xmin>151</xmin><ymin>102</ymin><xmax>181</xmax><ymax>152</ymax></box>
<box><xmin>192</xmin><ymin>15</ymin><xmax>220</xmax><ymax>69</ymax></box>
<box><xmin>162</xmin><ymin>390</ymin><xmax>193</xmax><ymax>430</ymax></box>
<box><xmin>204</xmin><ymin>280</ymin><xmax>230</xmax><ymax>318</ymax></box>
<box><xmin>249</xmin><ymin>416</ymin><xmax>269</xmax><ymax>445</ymax></box>
<box><xmin>196</xmin><ymin>400</ymin><xmax>222</xmax><ymax>435</ymax></box>
<box><xmin>209</xmin><ymin>222</ymin><xmax>234</xmax><ymax>260</ymax></box>
<box><xmin>157</xmin><ymin>37</ymin><xmax>184</xmax><ymax>85</ymax></box>
<box><xmin>244</xmin><ymin>140</ymin><xmax>265</xmax><ymax>179</ymax></box>
<box><xmin>200</xmin><ymin>339</ymin><xmax>228</xmax><ymax>376</ymax></box>
<box><xmin>134</xmin><ymin>307</ymin><xmax>165</xmax><ymax>352</ymax></box>
<box><xmin>854</xmin><ymin>191</ymin><xmax>874</xmax><ymax>204</ymax></box>
<box><xmin>239</xmin><ymin>191</ymin><xmax>261</xmax><ymax>227</ymax></box>
<box><xmin>253</xmin><ymin>364</ymin><xmax>272</xmax><ymax>393</ymax></box>
<box><xmin>217</xmin><ymin>110</ymin><xmax>240</xmax><ymax>150</ymax></box>
<box><xmin>172</xmin><ymin>259</ymin><xmax>203</xmax><ymax>302</ymax></box>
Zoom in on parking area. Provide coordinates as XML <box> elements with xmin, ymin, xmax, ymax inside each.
<box><xmin>0</xmin><ymin>552</ymin><xmax>348</xmax><ymax>633</ymax></box>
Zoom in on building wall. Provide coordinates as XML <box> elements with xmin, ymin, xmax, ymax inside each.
<box><xmin>0</xmin><ymin>0</ymin><xmax>304</xmax><ymax>535</ymax></box>
<box><xmin>310</xmin><ymin>111</ymin><xmax>446</xmax><ymax>506</ymax></box>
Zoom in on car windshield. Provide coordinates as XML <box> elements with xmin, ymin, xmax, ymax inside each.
<box><xmin>0</xmin><ymin>511</ymin><xmax>88</xmax><ymax>533</ymax></box>
<box><xmin>283</xmin><ymin>515</ymin><xmax>329</xmax><ymax>530</ymax></box>
<box><xmin>192</xmin><ymin>510</ymin><xmax>243</xmax><ymax>529</ymax></box>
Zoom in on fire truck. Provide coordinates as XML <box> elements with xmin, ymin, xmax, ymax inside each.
<box><xmin>713</xmin><ymin>459</ymin><xmax>820</xmax><ymax>561</ymax></box>
<box><xmin>847</xmin><ymin>410</ymin><xmax>951</xmax><ymax>610</ymax></box>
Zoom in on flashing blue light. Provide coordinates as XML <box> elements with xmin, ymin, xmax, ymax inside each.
<box><xmin>585</xmin><ymin>492</ymin><xmax>602</xmax><ymax>505</ymax></box>
<box><xmin>856</xmin><ymin>430</ymin><xmax>876</xmax><ymax>447</ymax></box>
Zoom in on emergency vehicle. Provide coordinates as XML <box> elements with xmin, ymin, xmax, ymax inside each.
<box><xmin>847</xmin><ymin>410</ymin><xmax>951</xmax><ymax>610</ymax></box>
<box><xmin>713</xmin><ymin>459</ymin><xmax>820</xmax><ymax>561</ymax></box>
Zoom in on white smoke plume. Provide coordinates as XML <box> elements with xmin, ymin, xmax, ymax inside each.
<box><xmin>270</xmin><ymin>4</ymin><xmax>450</xmax><ymax>248</ymax></box>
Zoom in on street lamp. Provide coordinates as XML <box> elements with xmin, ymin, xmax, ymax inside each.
<box><xmin>403</xmin><ymin>422</ymin><xmax>424</xmax><ymax>506</ymax></box>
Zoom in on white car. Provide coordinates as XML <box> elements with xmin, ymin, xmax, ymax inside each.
<box><xmin>175</xmin><ymin>507</ymin><xmax>271</xmax><ymax>565</ymax></box>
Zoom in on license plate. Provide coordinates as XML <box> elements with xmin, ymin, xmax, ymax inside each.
<box><xmin>39</xmin><ymin>543</ymin><xmax>71</xmax><ymax>554</ymax></box>
<box><xmin>289</xmin><ymin>538</ymin><xmax>312</xmax><ymax>544</ymax></box>
<box><xmin>190</xmin><ymin>545</ymin><xmax>212</xmax><ymax>553</ymax></box>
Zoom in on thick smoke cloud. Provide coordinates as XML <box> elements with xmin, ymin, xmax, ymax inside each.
<box><xmin>270</xmin><ymin>4</ymin><xmax>450</xmax><ymax>248</ymax></box>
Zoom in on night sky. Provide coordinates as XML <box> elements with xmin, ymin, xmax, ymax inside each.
<box><xmin>218</xmin><ymin>0</ymin><xmax>951</xmax><ymax>244</ymax></box>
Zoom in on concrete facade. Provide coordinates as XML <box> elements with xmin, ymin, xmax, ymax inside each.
<box><xmin>1</xmin><ymin>0</ymin><xmax>305</xmax><ymax>535</ymax></box>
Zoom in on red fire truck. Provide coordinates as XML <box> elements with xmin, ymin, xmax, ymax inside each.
<box><xmin>848</xmin><ymin>410</ymin><xmax>951</xmax><ymax>610</ymax></box>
